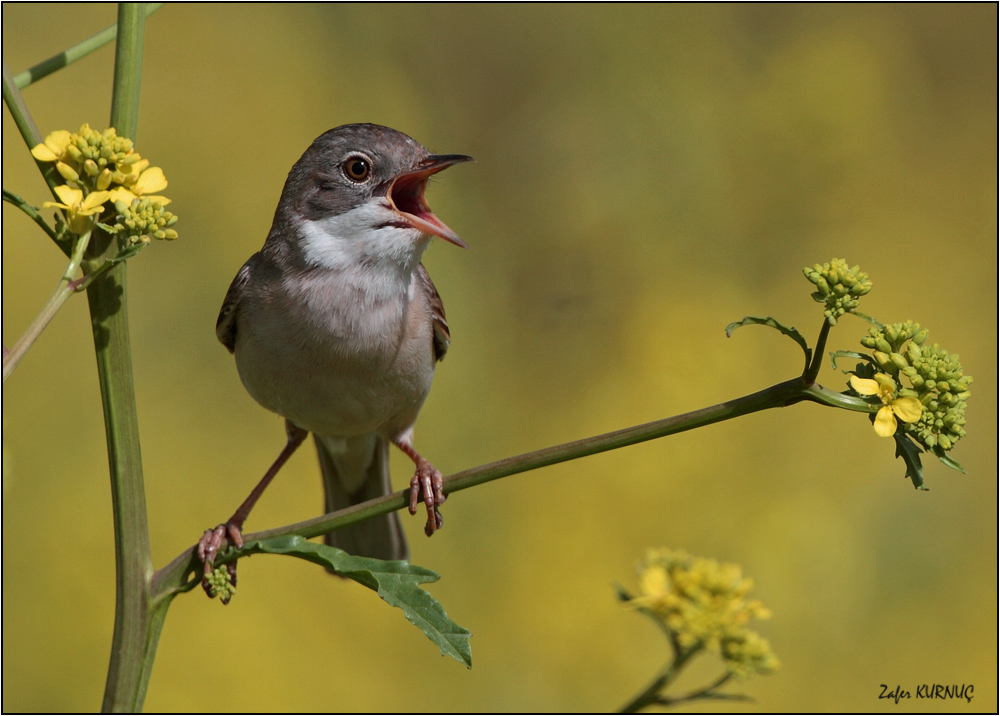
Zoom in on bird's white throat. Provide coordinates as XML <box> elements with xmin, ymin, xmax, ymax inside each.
<box><xmin>298</xmin><ymin>199</ymin><xmax>430</xmax><ymax>279</ymax></box>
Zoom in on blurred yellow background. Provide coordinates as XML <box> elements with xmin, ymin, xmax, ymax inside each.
<box><xmin>3</xmin><ymin>4</ymin><xmax>996</xmax><ymax>712</ymax></box>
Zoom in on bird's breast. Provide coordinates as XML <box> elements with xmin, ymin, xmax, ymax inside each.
<box><xmin>233</xmin><ymin>269</ymin><xmax>434</xmax><ymax>438</ymax></box>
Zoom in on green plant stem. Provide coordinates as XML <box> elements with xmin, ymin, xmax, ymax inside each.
<box><xmin>91</xmin><ymin>5</ymin><xmax>153</xmax><ymax>713</ymax></box>
<box><xmin>152</xmin><ymin>376</ymin><xmax>878</xmax><ymax>600</ymax></box>
<box><xmin>805</xmin><ymin>317</ymin><xmax>833</xmax><ymax>382</ymax></box>
<box><xmin>655</xmin><ymin>672</ymin><xmax>749</xmax><ymax>708</ymax></box>
<box><xmin>2</xmin><ymin>61</ymin><xmax>64</xmax><ymax>229</ymax></box>
<box><xmin>620</xmin><ymin>646</ymin><xmax>699</xmax><ymax>713</ymax></box>
<box><xmin>13</xmin><ymin>4</ymin><xmax>163</xmax><ymax>89</ymax></box>
<box><xmin>2</xmin><ymin>230</ymin><xmax>92</xmax><ymax>383</ymax></box>
<box><xmin>2</xmin><ymin>189</ymin><xmax>67</xmax><ymax>248</ymax></box>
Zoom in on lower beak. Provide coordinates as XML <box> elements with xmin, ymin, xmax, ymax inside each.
<box><xmin>388</xmin><ymin>154</ymin><xmax>473</xmax><ymax>248</ymax></box>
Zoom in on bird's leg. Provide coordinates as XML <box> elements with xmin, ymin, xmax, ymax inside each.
<box><xmin>393</xmin><ymin>437</ymin><xmax>446</xmax><ymax>537</ymax></box>
<box><xmin>198</xmin><ymin>420</ymin><xmax>308</xmax><ymax>600</ymax></box>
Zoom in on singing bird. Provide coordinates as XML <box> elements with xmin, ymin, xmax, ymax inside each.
<box><xmin>199</xmin><ymin>124</ymin><xmax>472</xmax><ymax>591</ymax></box>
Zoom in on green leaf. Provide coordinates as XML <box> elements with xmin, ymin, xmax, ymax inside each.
<box><xmin>111</xmin><ymin>242</ymin><xmax>147</xmax><ymax>263</ymax></box>
<box><xmin>893</xmin><ymin>432</ymin><xmax>928</xmax><ymax>490</ymax></box>
<box><xmin>242</xmin><ymin>536</ymin><xmax>472</xmax><ymax>667</ymax></box>
<box><xmin>829</xmin><ymin>350</ymin><xmax>877</xmax><ymax>373</ymax></box>
<box><xmin>849</xmin><ymin>311</ymin><xmax>883</xmax><ymax>328</ymax></box>
<box><xmin>932</xmin><ymin>446</ymin><xmax>967</xmax><ymax>474</ymax></box>
<box><xmin>726</xmin><ymin>316</ymin><xmax>812</xmax><ymax>372</ymax></box>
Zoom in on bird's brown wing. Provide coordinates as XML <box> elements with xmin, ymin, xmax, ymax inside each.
<box><xmin>415</xmin><ymin>262</ymin><xmax>450</xmax><ymax>362</ymax></box>
<box><xmin>216</xmin><ymin>253</ymin><xmax>259</xmax><ymax>354</ymax></box>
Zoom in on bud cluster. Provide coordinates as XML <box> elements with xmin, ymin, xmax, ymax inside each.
<box><xmin>111</xmin><ymin>198</ymin><xmax>179</xmax><ymax>245</ymax></box>
<box><xmin>861</xmin><ymin>322</ymin><xmax>971</xmax><ymax>452</ymax></box>
<box><xmin>64</xmin><ymin>124</ymin><xmax>139</xmax><ymax>175</ymax></box>
<box><xmin>804</xmin><ymin>259</ymin><xmax>872</xmax><ymax>324</ymax></box>
<box><xmin>204</xmin><ymin>565</ymin><xmax>236</xmax><ymax>603</ymax></box>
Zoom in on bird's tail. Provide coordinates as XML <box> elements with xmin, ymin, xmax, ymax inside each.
<box><xmin>315</xmin><ymin>433</ymin><xmax>408</xmax><ymax>563</ymax></box>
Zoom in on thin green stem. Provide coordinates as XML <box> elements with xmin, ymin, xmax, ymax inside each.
<box><xmin>3</xmin><ymin>282</ymin><xmax>73</xmax><ymax>382</ymax></box>
<box><xmin>93</xmin><ymin>5</ymin><xmax>153</xmax><ymax>713</ymax></box>
<box><xmin>620</xmin><ymin>646</ymin><xmax>699</xmax><ymax>713</ymax></box>
<box><xmin>13</xmin><ymin>4</ymin><xmax>163</xmax><ymax>89</ymax></box>
<box><xmin>2</xmin><ymin>229</ymin><xmax>93</xmax><ymax>384</ymax></box>
<box><xmin>153</xmin><ymin>376</ymin><xmax>862</xmax><ymax>599</ymax></box>
<box><xmin>805</xmin><ymin>318</ymin><xmax>832</xmax><ymax>383</ymax></box>
<box><xmin>2</xmin><ymin>188</ymin><xmax>70</xmax><ymax>252</ymax></box>
<box><xmin>2</xmin><ymin>61</ymin><xmax>65</xmax><ymax>233</ymax></box>
<box><xmin>2</xmin><ymin>59</ymin><xmax>41</xmax><ymax>146</ymax></box>
<box><xmin>656</xmin><ymin>672</ymin><xmax>750</xmax><ymax>708</ymax></box>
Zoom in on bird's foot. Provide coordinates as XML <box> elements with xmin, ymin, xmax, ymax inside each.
<box><xmin>197</xmin><ymin>521</ymin><xmax>244</xmax><ymax>603</ymax></box>
<box><xmin>408</xmin><ymin>459</ymin><xmax>446</xmax><ymax>537</ymax></box>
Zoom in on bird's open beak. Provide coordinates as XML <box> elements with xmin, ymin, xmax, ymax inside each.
<box><xmin>388</xmin><ymin>154</ymin><xmax>473</xmax><ymax>248</ymax></box>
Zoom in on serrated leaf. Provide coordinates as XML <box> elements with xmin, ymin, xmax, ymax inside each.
<box><xmin>893</xmin><ymin>432</ymin><xmax>927</xmax><ymax>490</ymax></box>
<box><xmin>725</xmin><ymin>316</ymin><xmax>812</xmax><ymax>372</ymax></box>
<box><xmin>242</xmin><ymin>536</ymin><xmax>472</xmax><ymax>667</ymax></box>
<box><xmin>829</xmin><ymin>350</ymin><xmax>877</xmax><ymax>373</ymax></box>
<box><xmin>932</xmin><ymin>446</ymin><xmax>967</xmax><ymax>474</ymax></box>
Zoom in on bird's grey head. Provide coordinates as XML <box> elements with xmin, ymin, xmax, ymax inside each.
<box><xmin>271</xmin><ymin>123</ymin><xmax>472</xmax><ymax>272</ymax></box>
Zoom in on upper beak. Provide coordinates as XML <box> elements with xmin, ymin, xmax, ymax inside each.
<box><xmin>388</xmin><ymin>154</ymin><xmax>474</xmax><ymax>248</ymax></box>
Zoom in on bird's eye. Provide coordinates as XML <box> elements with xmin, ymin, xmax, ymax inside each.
<box><xmin>343</xmin><ymin>156</ymin><xmax>371</xmax><ymax>182</ymax></box>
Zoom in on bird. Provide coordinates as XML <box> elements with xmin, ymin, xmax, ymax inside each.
<box><xmin>198</xmin><ymin>124</ymin><xmax>472</xmax><ymax>594</ymax></box>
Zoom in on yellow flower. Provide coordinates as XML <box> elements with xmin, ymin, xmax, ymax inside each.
<box><xmin>627</xmin><ymin>549</ymin><xmax>778</xmax><ymax>675</ymax></box>
<box><xmin>43</xmin><ymin>185</ymin><xmax>112</xmax><ymax>234</ymax></box>
<box><xmin>30</xmin><ymin>130</ymin><xmax>73</xmax><ymax>162</ymax></box>
<box><xmin>850</xmin><ymin>373</ymin><xmax>923</xmax><ymax>437</ymax></box>
<box><xmin>108</xmin><ymin>159</ymin><xmax>170</xmax><ymax>205</ymax></box>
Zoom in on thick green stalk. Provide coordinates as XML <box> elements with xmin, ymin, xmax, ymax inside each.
<box><xmin>13</xmin><ymin>4</ymin><xmax>163</xmax><ymax>89</ymax></box>
<box><xmin>90</xmin><ymin>5</ymin><xmax>155</xmax><ymax>713</ymax></box>
<box><xmin>152</xmin><ymin>376</ymin><xmax>874</xmax><ymax>598</ymax></box>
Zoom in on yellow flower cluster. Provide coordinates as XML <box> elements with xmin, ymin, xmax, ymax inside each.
<box><xmin>803</xmin><ymin>259</ymin><xmax>872</xmax><ymax>324</ymax></box>
<box><xmin>31</xmin><ymin>124</ymin><xmax>175</xmax><ymax>240</ymax></box>
<box><xmin>859</xmin><ymin>322</ymin><xmax>971</xmax><ymax>451</ymax></box>
<box><xmin>628</xmin><ymin>549</ymin><xmax>779</xmax><ymax>676</ymax></box>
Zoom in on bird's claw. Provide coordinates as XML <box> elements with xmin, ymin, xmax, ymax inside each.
<box><xmin>408</xmin><ymin>460</ymin><xmax>446</xmax><ymax>537</ymax></box>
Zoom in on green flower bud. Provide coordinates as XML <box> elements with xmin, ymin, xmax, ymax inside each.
<box><xmin>56</xmin><ymin>162</ymin><xmax>80</xmax><ymax>182</ymax></box>
<box><xmin>890</xmin><ymin>353</ymin><xmax>910</xmax><ymax>370</ymax></box>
